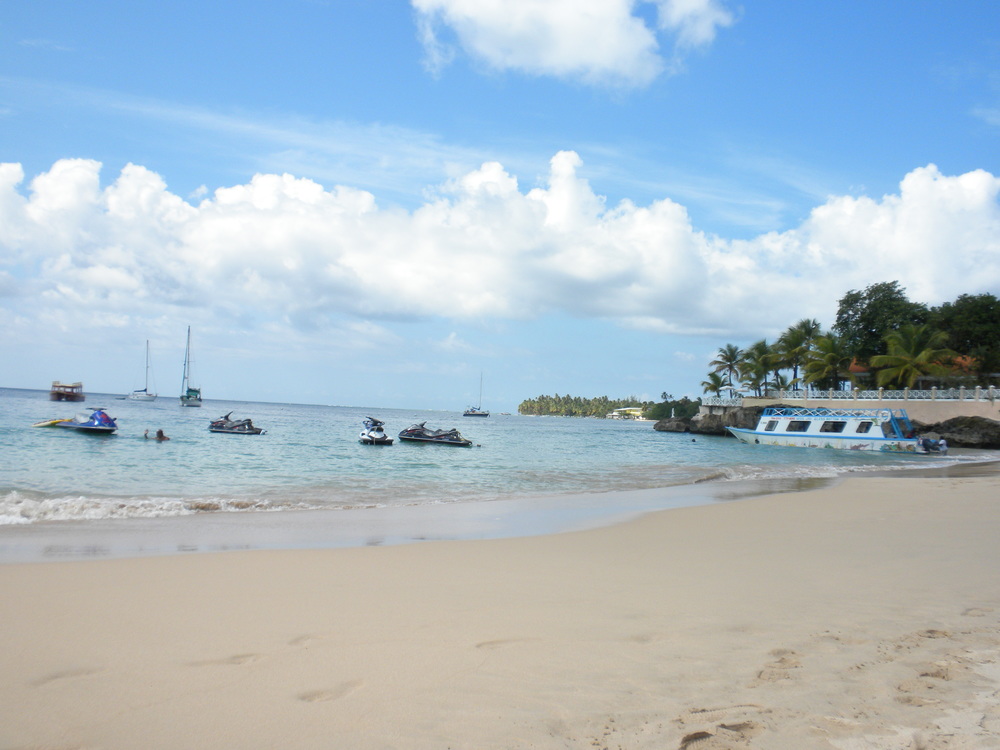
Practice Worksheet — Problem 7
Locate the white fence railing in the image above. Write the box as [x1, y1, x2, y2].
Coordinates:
[703, 386, 998, 408]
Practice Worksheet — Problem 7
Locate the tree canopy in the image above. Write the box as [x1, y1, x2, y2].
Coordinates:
[833, 281, 928, 362]
[700, 284, 999, 396]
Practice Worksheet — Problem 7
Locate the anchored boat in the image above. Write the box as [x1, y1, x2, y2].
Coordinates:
[360, 416, 393, 445]
[398, 422, 472, 447]
[179, 326, 202, 407]
[726, 406, 932, 453]
[209, 413, 264, 435]
[127, 340, 157, 401]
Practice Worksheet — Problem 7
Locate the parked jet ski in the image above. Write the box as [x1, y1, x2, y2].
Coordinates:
[397, 421, 472, 447]
[34, 408, 118, 434]
[360, 416, 393, 445]
[209, 412, 265, 435]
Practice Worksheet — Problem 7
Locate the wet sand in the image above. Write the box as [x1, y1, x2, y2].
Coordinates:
[2, 471, 1000, 748]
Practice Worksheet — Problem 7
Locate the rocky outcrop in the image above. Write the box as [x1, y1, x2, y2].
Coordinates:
[651, 417, 689, 433]
[654, 405, 785, 436]
[920, 416, 1000, 449]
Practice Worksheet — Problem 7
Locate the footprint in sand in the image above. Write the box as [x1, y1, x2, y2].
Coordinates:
[674, 705, 769, 749]
[189, 653, 263, 667]
[752, 648, 802, 684]
[475, 637, 537, 649]
[30, 667, 103, 687]
[297, 680, 363, 703]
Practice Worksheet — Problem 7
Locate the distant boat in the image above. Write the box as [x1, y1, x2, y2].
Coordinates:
[49, 381, 85, 402]
[179, 326, 202, 407]
[126, 340, 157, 401]
[463, 373, 490, 417]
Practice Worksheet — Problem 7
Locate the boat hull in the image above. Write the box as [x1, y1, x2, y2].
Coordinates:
[727, 427, 919, 453]
[398, 435, 472, 447]
[360, 435, 394, 445]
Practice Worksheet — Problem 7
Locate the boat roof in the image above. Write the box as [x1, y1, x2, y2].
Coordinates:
[761, 406, 909, 419]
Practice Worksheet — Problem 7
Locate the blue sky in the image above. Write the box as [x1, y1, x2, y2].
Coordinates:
[2, 0, 999, 411]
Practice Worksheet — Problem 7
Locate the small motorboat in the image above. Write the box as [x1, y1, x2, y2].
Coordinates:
[360, 416, 393, 445]
[209, 412, 265, 435]
[33, 408, 118, 434]
[398, 421, 472, 447]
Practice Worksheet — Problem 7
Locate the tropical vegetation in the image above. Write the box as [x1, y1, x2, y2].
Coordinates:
[701, 283, 1000, 396]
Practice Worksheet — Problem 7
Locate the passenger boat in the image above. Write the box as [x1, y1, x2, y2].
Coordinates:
[126, 340, 157, 401]
[179, 326, 202, 407]
[49, 381, 85, 402]
[726, 406, 928, 453]
[359, 416, 393, 445]
[398, 422, 473, 447]
[33, 408, 118, 434]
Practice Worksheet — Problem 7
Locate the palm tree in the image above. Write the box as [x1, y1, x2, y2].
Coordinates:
[803, 333, 856, 391]
[869, 324, 957, 389]
[738, 339, 771, 396]
[700, 372, 726, 396]
[709, 343, 744, 389]
[777, 318, 821, 383]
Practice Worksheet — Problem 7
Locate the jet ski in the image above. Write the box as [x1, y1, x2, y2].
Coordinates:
[38, 408, 118, 434]
[360, 416, 393, 445]
[397, 422, 472, 447]
[209, 412, 265, 435]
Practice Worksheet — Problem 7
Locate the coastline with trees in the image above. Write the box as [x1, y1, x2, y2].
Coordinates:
[702, 282, 1000, 397]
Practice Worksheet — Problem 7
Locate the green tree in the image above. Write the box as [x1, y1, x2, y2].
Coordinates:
[777, 318, 821, 383]
[804, 334, 856, 391]
[709, 343, 744, 389]
[928, 293, 1000, 379]
[700, 372, 726, 396]
[740, 339, 781, 396]
[833, 281, 928, 363]
[868, 324, 957, 389]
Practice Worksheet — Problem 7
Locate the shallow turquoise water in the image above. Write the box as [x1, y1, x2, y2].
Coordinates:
[0, 387, 979, 525]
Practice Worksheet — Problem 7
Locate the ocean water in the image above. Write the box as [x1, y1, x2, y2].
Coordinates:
[0, 386, 986, 528]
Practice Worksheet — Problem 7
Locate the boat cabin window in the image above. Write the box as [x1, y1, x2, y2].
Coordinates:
[764, 420, 779, 432]
[819, 421, 847, 433]
[785, 420, 811, 432]
[855, 421, 873, 434]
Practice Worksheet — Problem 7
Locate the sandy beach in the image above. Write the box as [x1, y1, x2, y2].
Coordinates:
[3, 472, 1000, 749]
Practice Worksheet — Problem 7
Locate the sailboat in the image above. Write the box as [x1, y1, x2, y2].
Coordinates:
[126, 340, 157, 401]
[463, 373, 490, 417]
[179, 326, 203, 407]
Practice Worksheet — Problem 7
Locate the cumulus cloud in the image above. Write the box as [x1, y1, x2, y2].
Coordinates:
[1, 155, 998, 347]
[412, 0, 734, 87]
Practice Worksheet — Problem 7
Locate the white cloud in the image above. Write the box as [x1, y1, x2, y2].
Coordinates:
[412, 0, 734, 87]
[1, 155, 998, 349]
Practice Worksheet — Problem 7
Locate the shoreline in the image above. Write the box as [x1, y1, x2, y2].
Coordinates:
[2, 470, 1000, 747]
[1, 458, 997, 564]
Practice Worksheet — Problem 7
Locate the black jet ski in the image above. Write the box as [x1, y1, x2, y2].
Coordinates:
[209, 412, 265, 435]
[360, 416, 393, 445]
[397, 421, 472, 447]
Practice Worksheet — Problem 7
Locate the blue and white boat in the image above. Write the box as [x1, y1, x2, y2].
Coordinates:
[726, 406, 932, 453]
[33, 408, 119, 434]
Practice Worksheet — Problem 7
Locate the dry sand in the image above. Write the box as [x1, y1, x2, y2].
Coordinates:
[3, 473, 1000, 749]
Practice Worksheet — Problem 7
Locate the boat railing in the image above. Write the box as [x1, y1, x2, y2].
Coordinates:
[703, 385, 998, 407]
[762, 406, 898, 419]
